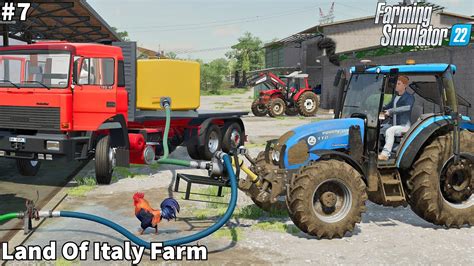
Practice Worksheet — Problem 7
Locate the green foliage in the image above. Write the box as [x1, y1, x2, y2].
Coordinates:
[200, 58, 229, 94]
[165, 51, 178, 59]
[69, 177, 97, 197]
[226, 32, 264, 72]
[111, 26, 130, 41]
[253, 221, 299, 234]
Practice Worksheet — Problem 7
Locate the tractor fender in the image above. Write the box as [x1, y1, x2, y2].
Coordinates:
[292, 88, 313, 102]
[310, 149, 367, 184]
[396, 116, 452, 170]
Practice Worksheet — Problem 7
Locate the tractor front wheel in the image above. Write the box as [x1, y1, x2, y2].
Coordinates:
[286, 160, 367, 238]
[297, 92, 319, 116]
[251, 100, 268, 117]
[408, 130, 474, 227]
[267, 98, 286, 117]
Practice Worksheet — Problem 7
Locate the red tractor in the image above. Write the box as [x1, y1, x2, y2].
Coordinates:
[250, 71, 320, 117]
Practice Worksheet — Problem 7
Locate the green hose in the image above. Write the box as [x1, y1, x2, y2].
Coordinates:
[0, 212, 20, 222]
[157, 103, 191, 167]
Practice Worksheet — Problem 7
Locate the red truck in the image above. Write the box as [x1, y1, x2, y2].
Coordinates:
[0, 41, 246, 184]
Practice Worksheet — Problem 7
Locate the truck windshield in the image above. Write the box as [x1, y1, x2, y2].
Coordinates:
[341, 73, 384, 127]
[0, 51, 70, 89]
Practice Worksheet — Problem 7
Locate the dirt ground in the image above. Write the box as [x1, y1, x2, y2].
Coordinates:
[9, 89, 474, 265]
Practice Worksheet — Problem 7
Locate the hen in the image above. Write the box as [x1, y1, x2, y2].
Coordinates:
[133, 192, 180, 235]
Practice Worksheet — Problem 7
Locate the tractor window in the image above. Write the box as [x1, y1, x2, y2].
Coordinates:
[342, 74, 384, 128]
[79, 58, 115, 86]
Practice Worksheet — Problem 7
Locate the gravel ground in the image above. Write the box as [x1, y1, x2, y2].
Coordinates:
[10, 89, 474, 265]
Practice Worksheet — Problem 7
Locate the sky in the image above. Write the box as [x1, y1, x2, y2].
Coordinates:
[88, 0, 473, 62]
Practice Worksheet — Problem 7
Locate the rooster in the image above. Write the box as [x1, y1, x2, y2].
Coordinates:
[133, 192, 180, 235]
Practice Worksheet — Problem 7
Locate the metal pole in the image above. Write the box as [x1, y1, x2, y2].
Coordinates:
[2, 24, 9, 46]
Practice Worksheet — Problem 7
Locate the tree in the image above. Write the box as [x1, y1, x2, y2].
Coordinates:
[200, 58, 229, 94]
[111, 26, 130, 41]
[165, 51, 178, 59]
[226, 32, 264, 72]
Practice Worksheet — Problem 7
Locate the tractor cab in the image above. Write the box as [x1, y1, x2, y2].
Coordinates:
[335, 62, 471, 167]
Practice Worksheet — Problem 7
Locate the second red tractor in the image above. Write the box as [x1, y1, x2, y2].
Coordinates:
[250, 71, 320, 117]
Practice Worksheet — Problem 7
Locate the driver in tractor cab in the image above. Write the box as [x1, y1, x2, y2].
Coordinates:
[379, 75, 415, 161]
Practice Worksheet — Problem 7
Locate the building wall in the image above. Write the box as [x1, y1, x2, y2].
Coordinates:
[320, 44, 473, 115]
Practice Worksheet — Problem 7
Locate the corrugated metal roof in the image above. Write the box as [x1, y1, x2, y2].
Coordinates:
[2, 0, 120, 43]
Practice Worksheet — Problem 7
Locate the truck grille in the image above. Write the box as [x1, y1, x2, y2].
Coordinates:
[0, 106, 60, 130]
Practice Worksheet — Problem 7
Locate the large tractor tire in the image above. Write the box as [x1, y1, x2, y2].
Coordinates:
[222, 122, 244, 153]
[16, 159, 41, 176]
[251, 100, 268, 117]
[286, 160, 367, 238]
[297, 91, 319, 117]
[198, 124, 222, 160]
[408, 130, 474, 227]
[95, 136, 114, 185]
[267, 98, 286, 117]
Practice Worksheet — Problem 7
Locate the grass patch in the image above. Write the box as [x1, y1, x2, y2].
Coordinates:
[69, 176, 96, 197]
[213, 227, 243, 241]
[253, 221, 299, 234]
[202, 87, 249, 96]
[236, 204, 287, 219]
[245, 143, 266, 148]
[114, 167, 136, 178]
[55, 258, 79, 266]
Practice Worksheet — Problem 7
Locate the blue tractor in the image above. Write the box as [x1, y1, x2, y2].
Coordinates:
[240, 63, 473, 238]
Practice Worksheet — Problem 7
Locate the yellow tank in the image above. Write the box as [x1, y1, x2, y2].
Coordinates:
[136, 59, 200, 110]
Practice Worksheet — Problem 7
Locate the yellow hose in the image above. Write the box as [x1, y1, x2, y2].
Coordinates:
[231, 157, 261, 186]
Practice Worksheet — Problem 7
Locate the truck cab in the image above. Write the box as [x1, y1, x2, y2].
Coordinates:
[0, 42, 128, 176]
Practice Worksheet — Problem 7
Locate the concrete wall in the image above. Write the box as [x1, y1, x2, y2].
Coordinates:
[320, 44, 474, 115]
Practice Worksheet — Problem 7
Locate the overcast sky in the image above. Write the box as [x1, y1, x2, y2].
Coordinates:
[88, 0, 473, 62]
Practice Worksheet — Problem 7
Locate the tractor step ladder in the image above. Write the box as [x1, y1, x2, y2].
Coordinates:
[378, 170, 407, 207]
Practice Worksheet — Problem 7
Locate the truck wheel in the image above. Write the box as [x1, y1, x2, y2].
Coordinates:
[95, 136, 115, 185]
[286, 160, 367, 238]
[267, 98, 286, 117]
[408, 131, 474, 227]
[285, 106, 299, 116]
[198, 124, 222, 160]
[16, 159, 41, 176]
[251, 100, 268, 117]
[297, 92, 319, 116]
[186, 138, 201, 160]
[222, 122, 244, 153]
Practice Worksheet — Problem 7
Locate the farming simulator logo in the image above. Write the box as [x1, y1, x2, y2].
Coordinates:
[375, 2, 450, 47]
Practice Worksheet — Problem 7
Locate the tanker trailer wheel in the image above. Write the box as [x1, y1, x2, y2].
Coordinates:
[222, 122, 244, 153]
[408, 130, 474, 227]
[251, 100, 268, 117]
[186, 137, 201, 160]
[267, 98, 286, 117]
[297, 92, 319, 117]
[95, 135, 115, 185]
[198, 124, 222, 160]
[286, 160, 367, 238]
[16, 159, 41, 176]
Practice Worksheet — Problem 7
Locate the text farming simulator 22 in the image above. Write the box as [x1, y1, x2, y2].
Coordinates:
[0, 0, 472, 264]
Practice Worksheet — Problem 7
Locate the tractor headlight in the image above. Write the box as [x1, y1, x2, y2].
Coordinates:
[272, 150, 280, 164]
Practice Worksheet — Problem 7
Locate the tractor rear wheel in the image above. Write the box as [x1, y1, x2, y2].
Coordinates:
[408, 130, 474, 227]
[267, 98, 286, 117]
[286, 160, 367, 238]
[251, 100, 268, 117]
[297, 91, 319, 116]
